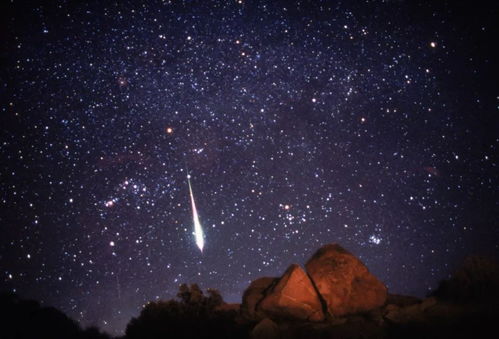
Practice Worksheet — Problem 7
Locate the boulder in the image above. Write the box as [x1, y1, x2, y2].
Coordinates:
[305, 244, 387, 316]
[419, 297, 437, 311]
[250, 318, 280, 339]
[383, 297, 437, 324]
[383, 304, 404, 324]
[384, 302, 428, 324]
[241, 277, 277, 319]
[257, 264, 325, 321]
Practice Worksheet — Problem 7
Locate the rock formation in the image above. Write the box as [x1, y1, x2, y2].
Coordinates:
[305, 244, 387, 316]
[258, 264, 325, 321]
[242, 243, 387, 322]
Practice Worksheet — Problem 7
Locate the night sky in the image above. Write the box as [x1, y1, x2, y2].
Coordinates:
[1, 0, 498, 335]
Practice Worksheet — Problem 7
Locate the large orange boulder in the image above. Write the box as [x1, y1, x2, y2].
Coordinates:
[257, 264, 325, 321]
[305, 244, 387, 316]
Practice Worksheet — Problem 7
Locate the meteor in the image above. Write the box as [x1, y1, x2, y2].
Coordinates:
[187, 173, 205, 252]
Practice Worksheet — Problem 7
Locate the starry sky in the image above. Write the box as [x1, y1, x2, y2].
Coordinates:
[1, 0, 498, 335]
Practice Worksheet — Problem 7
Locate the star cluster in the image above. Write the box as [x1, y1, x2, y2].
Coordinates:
[1, 0, 497, 335]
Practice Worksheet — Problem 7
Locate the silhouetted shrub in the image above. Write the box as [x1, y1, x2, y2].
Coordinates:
[431, 255, 499, 303]
[125, 284, 248, 339]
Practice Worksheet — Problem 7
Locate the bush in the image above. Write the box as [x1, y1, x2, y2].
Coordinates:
[125, 284, 248, 339]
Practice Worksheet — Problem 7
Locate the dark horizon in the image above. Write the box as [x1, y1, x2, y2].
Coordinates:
[1, 0, 497, 335]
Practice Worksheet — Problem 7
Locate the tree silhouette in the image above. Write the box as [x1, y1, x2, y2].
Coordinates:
[125, 284, 248, 339]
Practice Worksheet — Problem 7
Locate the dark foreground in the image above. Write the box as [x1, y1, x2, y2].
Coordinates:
[1, 253, 498, 339]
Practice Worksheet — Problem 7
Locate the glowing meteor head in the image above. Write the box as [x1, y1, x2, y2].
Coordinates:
[188, 174, 204, 253]
[194, 217, 204, 252]
[197, 237, 204, 252]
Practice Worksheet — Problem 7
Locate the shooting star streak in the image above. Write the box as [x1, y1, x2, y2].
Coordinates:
[187, 173, 205, 252]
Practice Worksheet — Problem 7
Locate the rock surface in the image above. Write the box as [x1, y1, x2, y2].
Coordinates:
[258, 264, 325, 321]
[383, 297, 439, 324]
[305, 244, 387, 316]
[250, 318, 280, 339]
[241, 277, 277, 319]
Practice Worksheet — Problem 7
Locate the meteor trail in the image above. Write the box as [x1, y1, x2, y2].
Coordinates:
[187, 172, 205, 252]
